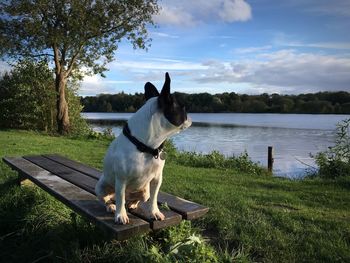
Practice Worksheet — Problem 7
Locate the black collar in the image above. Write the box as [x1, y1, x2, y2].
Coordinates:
[123, 123, 164, 159]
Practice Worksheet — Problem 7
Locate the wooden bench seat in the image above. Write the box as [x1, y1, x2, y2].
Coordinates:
[3, 154, 209, 240]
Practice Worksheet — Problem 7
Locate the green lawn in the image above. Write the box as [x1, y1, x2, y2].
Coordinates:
[0, 130, 349, 262]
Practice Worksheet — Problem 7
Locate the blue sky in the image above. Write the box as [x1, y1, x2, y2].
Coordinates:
[2, 0, 350, 96]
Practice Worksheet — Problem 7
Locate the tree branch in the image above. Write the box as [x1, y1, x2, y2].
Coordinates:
[66, 45, 83, 76]
[32, 53, 55, 58]
[13, 52, 54, 58]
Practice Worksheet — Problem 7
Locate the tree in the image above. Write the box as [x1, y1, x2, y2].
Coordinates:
[0, 0, 159, 134]
[0, 60, 56, 131]
[0, 60, 90, 134]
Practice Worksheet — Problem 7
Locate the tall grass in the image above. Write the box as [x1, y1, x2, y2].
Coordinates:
[165, 140, 269, 176]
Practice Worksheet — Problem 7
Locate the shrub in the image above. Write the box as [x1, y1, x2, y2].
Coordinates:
[165, 140, 268, 176]
[87, 128, 115, 140]
[313, 118, 350, 178]
[0, 60, 56, 131]
[66, 79, 92, 137]
[0, 60, 91, 136]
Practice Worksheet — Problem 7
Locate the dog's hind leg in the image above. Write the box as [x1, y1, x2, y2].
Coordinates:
[127, 200, 140, 210]
[95, 175, 116, 213]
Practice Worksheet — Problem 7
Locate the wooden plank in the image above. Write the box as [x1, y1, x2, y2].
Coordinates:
[2, 157, 150, 240]
[33, 154, 209, 220]
[158, 192, 209, 220]
[23, 156, 183, 230]
[43, 154, 101, 180]
[23, 155, 96, 195]
[129, 203, 182, 230]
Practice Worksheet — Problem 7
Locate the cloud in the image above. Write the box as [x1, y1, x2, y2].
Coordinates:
[278, 41, 350, 50]
[153, 5, 196, 26]
[151, 32, 179, 39]
[194, 50, 350, 93]
[305, 42, 350, 50]
[110, 58, 207, 73]
[153, 0, 252, 26]
[80, 75, 132, 96]
[81, 51, 350, 95]
[272, 32, 350, 50]
[219, 0, 252, 22]
[233, 45, 272, 54]
[80, 58, 210, 95]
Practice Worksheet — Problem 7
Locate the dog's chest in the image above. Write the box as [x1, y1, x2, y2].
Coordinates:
[125, 156, 163, 189]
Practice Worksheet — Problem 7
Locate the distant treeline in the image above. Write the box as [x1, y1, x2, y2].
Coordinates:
[81, 91, 350, 114]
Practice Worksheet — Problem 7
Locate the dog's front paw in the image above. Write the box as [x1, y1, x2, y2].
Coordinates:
[115, 211, 130, 224]
[151, 209, 165, 221]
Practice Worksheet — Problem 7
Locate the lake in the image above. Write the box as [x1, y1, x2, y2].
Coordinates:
[82, 112, 349, 178]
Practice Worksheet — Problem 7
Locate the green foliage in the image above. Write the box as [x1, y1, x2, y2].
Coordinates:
[67, 222, 220, 263]
[66, 80, 91, 137]
[0, 60, 56, 131]
[1, 0, 159, 134]
[0, 0, 159, 77]
[87, 128, 116, 140]
[313, 118, 350, 178]
[165, 140, 268, 176]
[81, 91, 350, 114]
[0, 60, 90, 135]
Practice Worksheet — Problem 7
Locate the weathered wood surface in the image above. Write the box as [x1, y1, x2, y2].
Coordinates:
[24, 155, 96, 194]
[24, 155, 184, 228]
[3, 154, 209, 237]
[40, 154, 209, 220]
[129, 204, 182, 230]
[44, 154, 101, 180]
[3, 157, 150, 241]
[157, 192, 209, 220]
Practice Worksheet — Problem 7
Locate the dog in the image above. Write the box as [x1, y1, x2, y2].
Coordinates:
[95, 73, 192, 224]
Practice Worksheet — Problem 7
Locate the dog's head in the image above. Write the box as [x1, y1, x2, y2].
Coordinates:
[144, 72, 192, 130]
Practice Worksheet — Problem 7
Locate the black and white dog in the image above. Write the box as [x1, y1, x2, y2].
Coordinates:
[95, 73, 192, 224]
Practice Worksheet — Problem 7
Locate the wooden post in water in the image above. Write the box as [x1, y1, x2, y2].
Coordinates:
[268, 146, 274, 172]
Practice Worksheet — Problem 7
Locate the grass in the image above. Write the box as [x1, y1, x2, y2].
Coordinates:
[0, 129, 349, 262]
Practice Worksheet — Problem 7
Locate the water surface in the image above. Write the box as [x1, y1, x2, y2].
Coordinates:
[82, 112, 349, 178]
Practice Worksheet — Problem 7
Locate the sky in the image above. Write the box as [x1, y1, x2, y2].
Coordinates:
[2, 0, 350, 96]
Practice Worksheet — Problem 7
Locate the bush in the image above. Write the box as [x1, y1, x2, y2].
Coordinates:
[0, 60, 56, 131]
[313, 118, 350, 178]
[87, 128, 115, 140]
[0, 60, 91, 136]
[66, 79, 92, 137]
[165, 140, 268, 176]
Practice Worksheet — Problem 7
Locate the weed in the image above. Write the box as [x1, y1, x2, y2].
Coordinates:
[313, 118, 350, 178]
[167, 141, 268, 176]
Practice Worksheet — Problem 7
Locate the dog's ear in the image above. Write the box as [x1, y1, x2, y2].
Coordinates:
[159, 72, 171, 107]
[144, 82, 159, 101]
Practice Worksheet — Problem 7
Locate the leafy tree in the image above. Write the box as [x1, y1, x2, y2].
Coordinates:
[0, 60, 56, 131]
[80, 91, 350, 114]
[0, 60, 90, 134]
[0, 0, 159, 134]
[242, 99, 267, 113]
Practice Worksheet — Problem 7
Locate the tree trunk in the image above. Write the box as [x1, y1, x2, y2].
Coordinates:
[55, 73, 70, 134]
